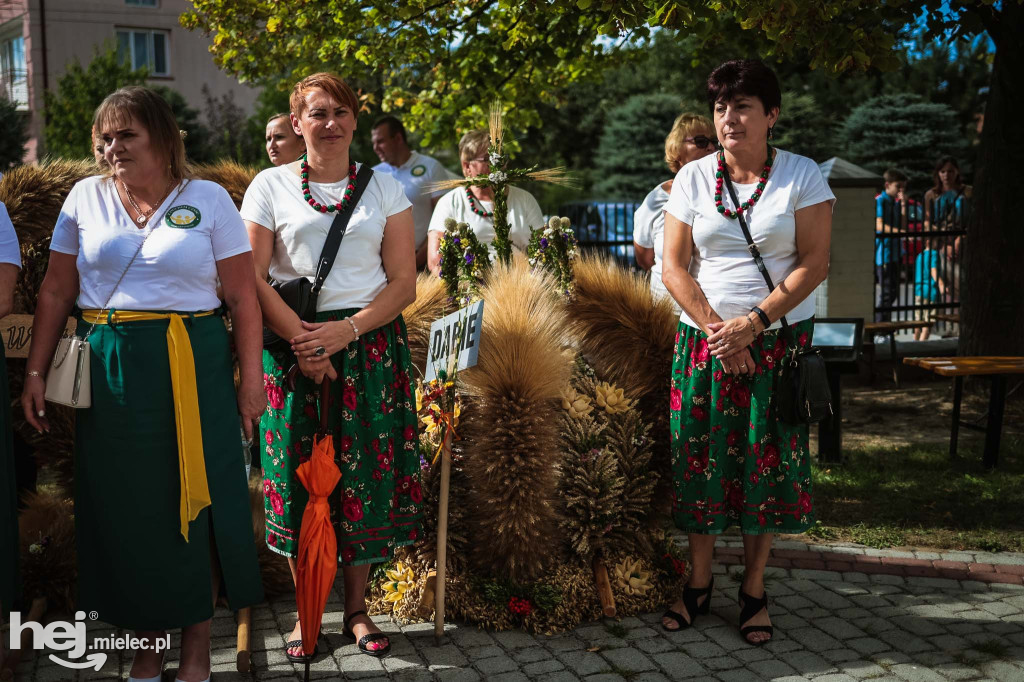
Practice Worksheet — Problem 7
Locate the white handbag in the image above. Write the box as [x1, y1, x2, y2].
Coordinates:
[43, 180, 190, 409]
[44, 335, 92, 407]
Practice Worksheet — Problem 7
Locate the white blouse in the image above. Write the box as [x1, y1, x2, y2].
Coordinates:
[664, 149, 835, 329]
[241, 164, 411, 312]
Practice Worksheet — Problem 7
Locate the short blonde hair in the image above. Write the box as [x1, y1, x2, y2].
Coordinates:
[290, 73, 360, 120]
[93, 86, 187, 180]
[458, 129, 490, 163]
[664, 113, 714, 173]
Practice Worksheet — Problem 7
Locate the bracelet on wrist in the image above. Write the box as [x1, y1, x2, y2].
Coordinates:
[26, 370, 42, 378]
[746, 315, 757, 339]
[751, 306, 771, 329]
[345, 317, 359, 337]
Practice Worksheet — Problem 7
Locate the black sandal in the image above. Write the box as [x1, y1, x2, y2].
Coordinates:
[738, 587, 774, 645]
[343, 609, 391, 657]
[661, 577, 714, 631]
[284, 628, 323, 663]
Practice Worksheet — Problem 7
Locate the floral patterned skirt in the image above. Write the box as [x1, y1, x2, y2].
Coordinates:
[261, 310, 423, 566]
[670, 319, 816, 535]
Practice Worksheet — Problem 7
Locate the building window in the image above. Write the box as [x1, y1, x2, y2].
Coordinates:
[0, 34, 28, 110]
[117, 29, 170, 77]
[125, 0, 158, 6]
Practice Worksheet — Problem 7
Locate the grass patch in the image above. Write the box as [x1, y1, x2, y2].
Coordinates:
[604, 622, 627, 638]
[810, 443, 1024, 553]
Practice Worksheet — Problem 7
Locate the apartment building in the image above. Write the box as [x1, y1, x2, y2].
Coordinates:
[0, 0, 258, 162]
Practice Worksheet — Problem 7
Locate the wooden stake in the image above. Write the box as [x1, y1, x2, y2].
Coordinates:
[235, 607, 252, 673]
[592, 556, 616, 618]
[0, 596, 47, 680]
[433, 431, 452, 645]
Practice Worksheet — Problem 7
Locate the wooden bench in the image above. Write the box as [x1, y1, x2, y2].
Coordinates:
[864, 320, 932, 387]
[903, 356, 1024, 468]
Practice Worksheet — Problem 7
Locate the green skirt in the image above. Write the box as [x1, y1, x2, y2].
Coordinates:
[0, 344, 19, 609]
[670, 319, 816, 535]
[260, 310, 423, 565]
[75, 312, 264, 630]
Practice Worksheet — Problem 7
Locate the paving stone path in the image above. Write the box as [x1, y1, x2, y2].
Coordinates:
[11, 539, 1024, 681]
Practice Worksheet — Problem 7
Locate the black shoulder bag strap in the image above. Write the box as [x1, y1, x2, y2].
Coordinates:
[310, 164, 375, 298]
[720, 168, 789, 333]
[722, 161, 833, 424]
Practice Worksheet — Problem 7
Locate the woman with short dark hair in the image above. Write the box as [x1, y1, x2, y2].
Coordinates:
[660, 59, 834, 645]
[22, 86, 266, 682]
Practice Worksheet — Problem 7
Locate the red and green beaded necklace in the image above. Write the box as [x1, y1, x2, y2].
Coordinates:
[714, 145, 773, 219]
[465, 186, 493, 218]
[300, 153, 357, 213]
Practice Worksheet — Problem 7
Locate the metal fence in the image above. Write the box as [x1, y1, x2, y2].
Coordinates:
[559, 200, 641, 268]
[874, 194, 968, 336]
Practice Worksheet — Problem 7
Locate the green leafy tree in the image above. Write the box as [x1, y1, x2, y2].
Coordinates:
[42, 47, 212, 163]
[43, 46, 147, 159]
[150, 85, 213, 164]
[839, 93, 967, 190]
[773, 92, 836, 163]
[593, 93, 693, 199]
[0, 96, 27, 169]
[182, 0, 1024, 355]
[201, 85, 264, 165]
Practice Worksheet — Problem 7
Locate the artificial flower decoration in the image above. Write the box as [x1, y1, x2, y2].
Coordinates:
[422, 400, 461, 437]
[382, 562, 416, 605]
[612, 557, 652, 596]
[560, 386, 594, 420]
[508, 596, 533, 617]
[594, 381, 634, 414]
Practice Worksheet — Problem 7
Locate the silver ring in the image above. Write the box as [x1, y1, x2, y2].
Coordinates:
[740, 364, 747, 369]
[314, 346, 326, 356]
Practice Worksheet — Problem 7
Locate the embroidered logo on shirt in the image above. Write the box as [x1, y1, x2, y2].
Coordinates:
[165, 205, 202, 229]
[411, 165, 426, 177]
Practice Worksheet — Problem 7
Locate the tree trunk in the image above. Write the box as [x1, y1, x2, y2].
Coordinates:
[960, 2, 1024, 357]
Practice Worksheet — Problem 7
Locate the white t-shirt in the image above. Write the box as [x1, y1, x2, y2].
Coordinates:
[240, 164, 411, 312]
[0, 202, 22, 268]
[427, 185, 543, 257]
[664, 149, 835, 329]
[632, 184, 674, 307]
[50, 177, 251, 310]
[373, 151, 452, 250]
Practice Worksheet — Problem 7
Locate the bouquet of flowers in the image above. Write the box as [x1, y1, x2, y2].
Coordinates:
[416, 366, 461, 465]
[438, 218, 490, 306]
[527, 216, 579, 299]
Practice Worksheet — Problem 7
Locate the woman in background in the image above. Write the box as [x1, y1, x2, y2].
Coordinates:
[265, 112, 307, 167]
[633, 113, 716, 309]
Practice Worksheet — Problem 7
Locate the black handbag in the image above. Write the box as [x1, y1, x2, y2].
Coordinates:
[263, 165, 374, 351]
[721, 168, 833, 425]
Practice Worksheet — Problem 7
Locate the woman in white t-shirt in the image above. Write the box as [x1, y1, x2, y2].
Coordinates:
[0, 201, 20, 649]
[426, 129, 544, 274]
[659, 61, 833, 646]
[633, 113, 716, 309]
[21, 87, 265, 682]
[241, 73, 421, 661]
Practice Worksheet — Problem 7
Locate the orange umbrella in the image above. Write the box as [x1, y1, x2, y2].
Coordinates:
[294, 379, 341, 681]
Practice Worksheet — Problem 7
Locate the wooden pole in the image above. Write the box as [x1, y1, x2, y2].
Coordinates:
[592, 556, 616, 618]
[235, 607, 252, 673]
[433, 430, 452, 645]
[0, 596, 47, 680]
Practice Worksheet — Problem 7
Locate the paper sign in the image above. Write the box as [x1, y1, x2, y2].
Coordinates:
[424, 301, 484, 382]
[0, 314, 78, 359]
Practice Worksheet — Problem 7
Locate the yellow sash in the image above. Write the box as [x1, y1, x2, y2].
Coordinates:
[83, 309, 216, 542]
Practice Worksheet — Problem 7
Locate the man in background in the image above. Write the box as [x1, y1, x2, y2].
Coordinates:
[372, 116, 453, 269]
